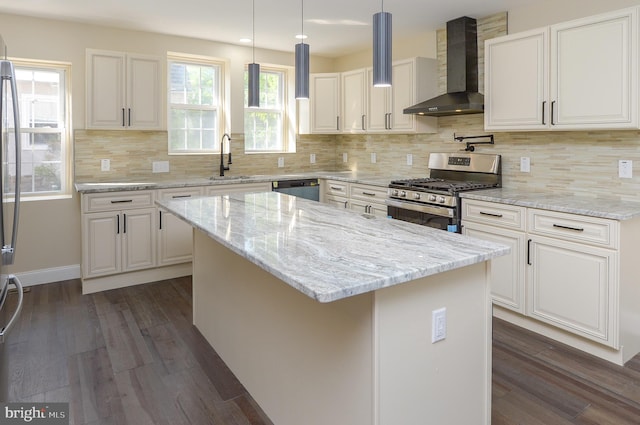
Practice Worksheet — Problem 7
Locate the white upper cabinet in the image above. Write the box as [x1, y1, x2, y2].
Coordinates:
[341, 69, 368, 133]
[309, 73, 341, 133]
[485, 7, 638, 131]
[86, 49, 163, 130]
[338, 58, 437, 134]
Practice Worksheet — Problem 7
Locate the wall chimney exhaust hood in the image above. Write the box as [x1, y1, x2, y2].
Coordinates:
[404, 16, 483, 117]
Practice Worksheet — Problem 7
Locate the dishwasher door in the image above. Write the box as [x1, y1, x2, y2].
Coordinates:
[272, 179, 320, 201]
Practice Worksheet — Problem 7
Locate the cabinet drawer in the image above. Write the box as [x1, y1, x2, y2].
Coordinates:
[83, 190, 155, 213]
[157, 187, 203, 201]
[462, 200, 525, 231]
[325, 180, 350, 197]
[528, 209, 618, 248]
[349, 184, 388, 204]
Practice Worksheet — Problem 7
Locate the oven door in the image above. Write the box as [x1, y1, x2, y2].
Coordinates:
[386, 199, 459, 232]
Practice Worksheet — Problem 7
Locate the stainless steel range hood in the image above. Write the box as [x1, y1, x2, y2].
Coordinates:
[404, 16, 484, 117]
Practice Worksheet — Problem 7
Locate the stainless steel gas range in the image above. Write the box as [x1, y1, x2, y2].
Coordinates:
[387, 152, 501, 232]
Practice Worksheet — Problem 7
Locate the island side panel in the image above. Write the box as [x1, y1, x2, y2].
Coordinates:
[192, 230, 374, 425]
[374, 262, 492, 425]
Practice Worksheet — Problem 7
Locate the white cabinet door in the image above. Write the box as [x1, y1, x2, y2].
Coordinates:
[341, 69, 367, 133]
[551, 8, 637, 129]
[82, 211, 121, 278]
[310, 73, 341, 133]
[157, 187, 203, 265]
[127, 54, 163, 129]
[86, 49, 163, 130]
[121, 208, 157, 272]
[367, 69, 390, 132]
[86, 50, 126, 129]
[528, 235, 617, 347]
[464, 222, 526, 314]
[484, 29, 549, 130]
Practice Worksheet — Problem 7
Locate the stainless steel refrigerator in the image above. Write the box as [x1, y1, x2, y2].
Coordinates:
[0, 35, 24, 402]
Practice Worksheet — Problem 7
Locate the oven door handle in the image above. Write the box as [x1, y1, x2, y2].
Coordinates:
[386, 199, 455, 218]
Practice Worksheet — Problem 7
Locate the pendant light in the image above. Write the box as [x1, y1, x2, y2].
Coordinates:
[248, 0, 260, 107]
[295, 0, 310, 99]
[373, 0, 392, 87]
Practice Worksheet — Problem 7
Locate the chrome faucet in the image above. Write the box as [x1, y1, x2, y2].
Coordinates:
[220, 133, 232, 176]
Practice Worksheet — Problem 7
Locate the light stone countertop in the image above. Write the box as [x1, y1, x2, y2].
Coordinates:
[460, 188, 640, 221]
[75, 171, 397, 193]
[156, 191, 510, 303]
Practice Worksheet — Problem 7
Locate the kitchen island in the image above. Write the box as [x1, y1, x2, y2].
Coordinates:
[156, 192, 509, 425]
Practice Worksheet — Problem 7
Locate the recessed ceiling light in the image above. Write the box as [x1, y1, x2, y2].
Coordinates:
[239, 38, 252, 43]
[295, 34, 308, 40]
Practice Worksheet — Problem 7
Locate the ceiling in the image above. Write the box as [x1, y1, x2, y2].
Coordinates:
[0, 0, 539, 57]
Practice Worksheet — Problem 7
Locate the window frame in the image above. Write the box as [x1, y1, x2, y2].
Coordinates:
[167, 52, 229, 155]
[9, 58, 72, 200]
[244, 64, 296, 154]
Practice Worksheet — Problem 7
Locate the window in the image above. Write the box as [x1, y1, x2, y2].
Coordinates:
[244, 66, 295, 153]
[5, 60, 70, 197]
[168, 53, 226, 154]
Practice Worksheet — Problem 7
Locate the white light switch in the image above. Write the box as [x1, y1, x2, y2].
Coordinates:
[619, 160, 633, 178]
[371, 153, 377, 164]
[432, 307, 447, 343]
[520, 157, 531, 173]
[101, 159, 110, 172]
[343, 153, 348, 163]
[152, 161, 170, 173]
[278, 157, 285, 168]
[407, 154, 413, 166]
[310, 153, 316, 164]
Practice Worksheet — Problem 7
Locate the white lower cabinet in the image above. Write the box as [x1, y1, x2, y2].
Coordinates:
[157, 187, 204, 266]
[322, 180, 350, 209]
[82, 196, 157, 279]
[462, 198, 640, 365]
[349, 183, 389, 218]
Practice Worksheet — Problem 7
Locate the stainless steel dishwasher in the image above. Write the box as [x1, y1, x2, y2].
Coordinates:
[272, 178, 320, 201]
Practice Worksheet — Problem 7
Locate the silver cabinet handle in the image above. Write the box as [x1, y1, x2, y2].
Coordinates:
[159, 210, 163, 230]
[336, 116, 340, 131]
[128, 108, 131, 126]
[123, 213, 127, 234]
[551, 101, 556, 125]
[330, 186, 343, 191]
[111, 199, 133, 204]
[172, 195, 192, 199]
[361, 115, 366, 131]
[0, 275, 24, 343]
[343, 201, 348, 208]
[122, 108, 126, 127]
[362, 191, 376, 197]
[542, 101, 546, 125]
[116, 214, 120, 234]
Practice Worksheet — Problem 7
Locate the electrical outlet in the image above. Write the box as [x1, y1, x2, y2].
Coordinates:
[343, 153, 348, 163]
[310, 153, 316, 164]
[371, 152, 377, 164]
[431, 308, 447, 343]
[101, 159, 110, 172]
[407, 154, 413, 166]
[619, 160, 633, 178]
[152, 161, 170, 173]
[278, 157, 285, 168]
[520, 157, 531, 173]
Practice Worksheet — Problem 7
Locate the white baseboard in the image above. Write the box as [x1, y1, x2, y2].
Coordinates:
[3, 265, 81, 287]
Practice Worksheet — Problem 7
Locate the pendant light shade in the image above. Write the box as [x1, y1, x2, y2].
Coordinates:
[248, 62, 260, 107]
[295, 43, 309, 99]
[248, 0, 260, 108]
[295, 0, 309, 99]
[373, 8, 392, 87]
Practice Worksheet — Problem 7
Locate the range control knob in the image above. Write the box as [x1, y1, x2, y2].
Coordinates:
[392, 189, 399, 196]
[400, 191, 407, 198]
[428, 194, 437, 202]
[438, 196, 446, 203]
[413, 193, 421, 200]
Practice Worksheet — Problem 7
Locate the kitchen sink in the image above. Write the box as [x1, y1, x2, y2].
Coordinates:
[209, 175, 252, 180]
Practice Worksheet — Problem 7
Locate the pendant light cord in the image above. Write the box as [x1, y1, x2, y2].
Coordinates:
[301, 0, 304, 40]
[252, 0, 255, 63]
[381, 0, 384, 12]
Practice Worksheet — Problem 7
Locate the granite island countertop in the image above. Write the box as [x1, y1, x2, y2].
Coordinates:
[156, 191, 509, 303]
[460, 188, 640, 221]
[75, 171, 397, 193]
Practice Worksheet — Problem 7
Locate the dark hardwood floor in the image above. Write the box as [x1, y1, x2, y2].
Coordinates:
[4, 277, 640, 424]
